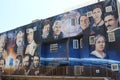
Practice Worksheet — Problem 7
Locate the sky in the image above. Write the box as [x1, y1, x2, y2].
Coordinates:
[0, 0, 119, 33]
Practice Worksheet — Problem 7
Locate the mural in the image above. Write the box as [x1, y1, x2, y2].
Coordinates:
[0, 0, 120, 76]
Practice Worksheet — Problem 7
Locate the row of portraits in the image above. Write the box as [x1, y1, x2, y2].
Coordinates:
[0, 0, 120, 75]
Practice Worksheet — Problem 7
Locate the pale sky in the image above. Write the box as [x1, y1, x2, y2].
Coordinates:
[0, 0, 119, 33]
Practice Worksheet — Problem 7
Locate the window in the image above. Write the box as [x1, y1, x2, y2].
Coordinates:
[105, 6, 113, 12]
[73, 39, 79, 49]
[111, 64, 119, 71]
[74, 66, 84, 75]
[50, 43, 58, 52]
[89, 36, 95, 45]
[71, 18, 76, 26]
[80, 38, 83, 48]
[108, 32, 115, 42]
[87, 11, 92, 17]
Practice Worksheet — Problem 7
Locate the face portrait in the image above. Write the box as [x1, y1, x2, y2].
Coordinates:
[16, 31, 24, 47]
[27, 28, 34, 44]
[14, 55, 22, 69]
[0, 35, 6, 53]
[0, 59, 5, 67]
[92, 8, 102, 21]
[53, 21, 62, 35]
[42, 24, 50, 37]
[0, 39, 4, 53]
[42, 20, 51, 39]
[80, 15, 90, 30]
[15, 59, 20, 69]
[104, 15, 118, 32]
[95, 36, 105, 52]
[23, 56, 30, 68]
[33, 56, 39, 68]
